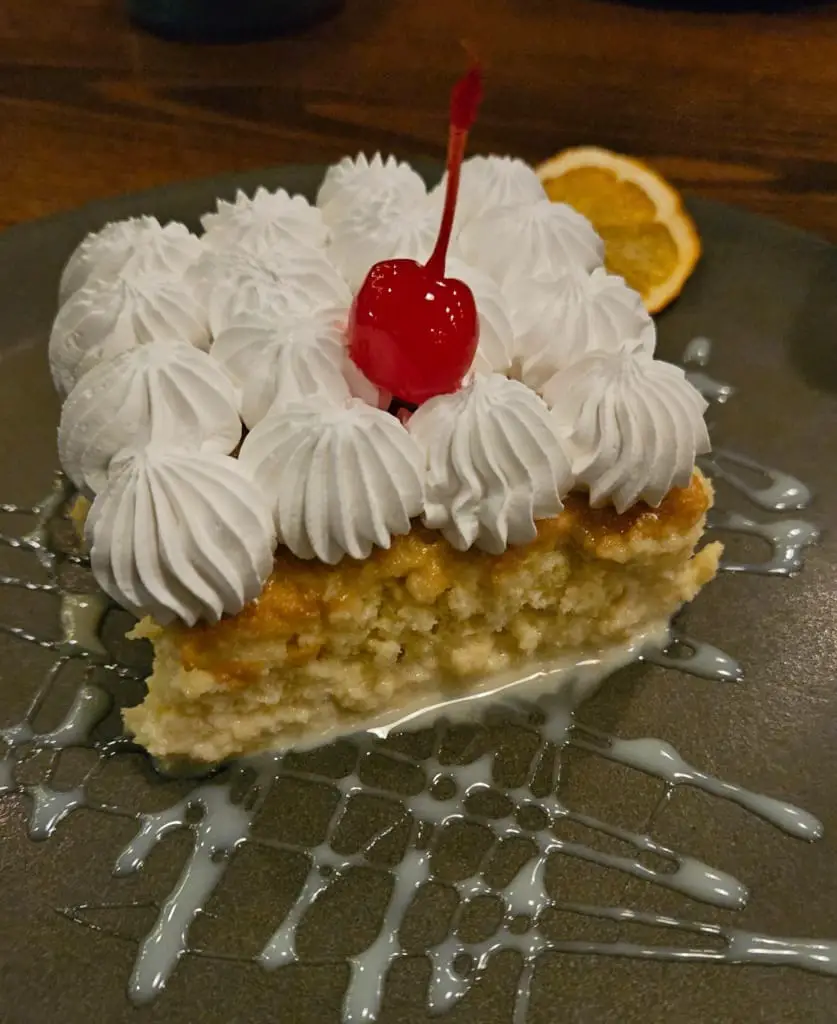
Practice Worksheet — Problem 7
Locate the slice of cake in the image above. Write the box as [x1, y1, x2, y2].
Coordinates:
[52, 66, 719, 763]
[127, 473, 717, 763]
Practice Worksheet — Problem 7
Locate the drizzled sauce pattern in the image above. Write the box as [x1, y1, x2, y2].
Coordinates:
[0, 340, 828, 1021]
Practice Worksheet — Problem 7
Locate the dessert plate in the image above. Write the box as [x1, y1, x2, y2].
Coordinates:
[0, 165, 836, 1024]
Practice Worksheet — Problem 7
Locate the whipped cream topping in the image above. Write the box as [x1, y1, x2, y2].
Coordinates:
[59, 217, 202, 303]
[211, 312, 351, 427]
[434, 155, 546, 227]
[456, 198, 604, 283]
[409, 374, 573, 554]
[239, 399, 425, 564]
[445, 258, 516, 376]
[192, 245, 351, 338]
[544, 340, 710, 512]
[316, 153, 427, 225]
[328, 194, 439, 291]
[49, 271, 210, 396]
[509, 265, 655, 389]
[87, 446, 276, 626]
[58, 342, 242, 496]
[201, 187, 328, 255]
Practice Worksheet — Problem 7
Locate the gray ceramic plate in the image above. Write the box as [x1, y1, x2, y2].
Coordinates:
[0, 165, 836, 1024]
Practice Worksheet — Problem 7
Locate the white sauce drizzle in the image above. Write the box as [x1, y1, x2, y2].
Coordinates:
[0, 337, 830, 1018]
[118, 781, 259, 1003]
[708, 510, 820, 576]
[700, 448, 812, 512]
[571, 731, 822, 839]
[643, 633, 743, 681]
[60, 593, 110, 655]
[683, 335, 735, 404]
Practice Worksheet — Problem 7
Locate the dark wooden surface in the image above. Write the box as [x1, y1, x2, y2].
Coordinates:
[3, 0, 837, 238]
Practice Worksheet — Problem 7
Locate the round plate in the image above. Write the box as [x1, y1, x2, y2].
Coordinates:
[1, 166, 836, 1024]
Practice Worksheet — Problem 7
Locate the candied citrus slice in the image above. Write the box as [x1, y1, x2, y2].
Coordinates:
[537, 147, 701, 314]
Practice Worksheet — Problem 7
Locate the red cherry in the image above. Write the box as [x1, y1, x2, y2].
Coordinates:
[348, 63, 484, 405]
[349, 259, 478, 405]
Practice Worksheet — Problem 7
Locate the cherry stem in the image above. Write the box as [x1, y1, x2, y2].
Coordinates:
[426, 63, 483, 278]
[426, 129, 467, 276]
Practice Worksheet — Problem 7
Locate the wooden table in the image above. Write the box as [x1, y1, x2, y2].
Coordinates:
[3, 0, 837, 238]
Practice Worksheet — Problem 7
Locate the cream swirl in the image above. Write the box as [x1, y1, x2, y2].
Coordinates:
[445, 258, 516, 376]
[58, 342, 242, 496]
[317, 153, 427, 224]
[456, 199, 604, 283]
[508, 265, 655, 389]
[201, 187, 328, 254]
[49, 271, 210, 396]
[543, 341, 710, 512]
[59, 217, 202, 302]
[434, 155, 546, 227]
[211, 312, 351, 427]
[408, 374, 573, 554]
[191, 245, 351, 338]
[239, 399, 425, 564]
[328, 193, 438, 290]
[87, 446, 276, 626]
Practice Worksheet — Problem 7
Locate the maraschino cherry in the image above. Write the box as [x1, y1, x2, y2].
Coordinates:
[348, 64, 483, 406]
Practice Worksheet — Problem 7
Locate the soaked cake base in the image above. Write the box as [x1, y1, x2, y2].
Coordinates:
[121, 471, 721, 763]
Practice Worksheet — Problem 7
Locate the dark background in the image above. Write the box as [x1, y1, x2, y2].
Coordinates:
[3, 0, 837, 237]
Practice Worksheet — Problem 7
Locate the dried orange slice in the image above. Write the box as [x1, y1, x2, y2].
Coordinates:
[537, 147, 701, 314]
